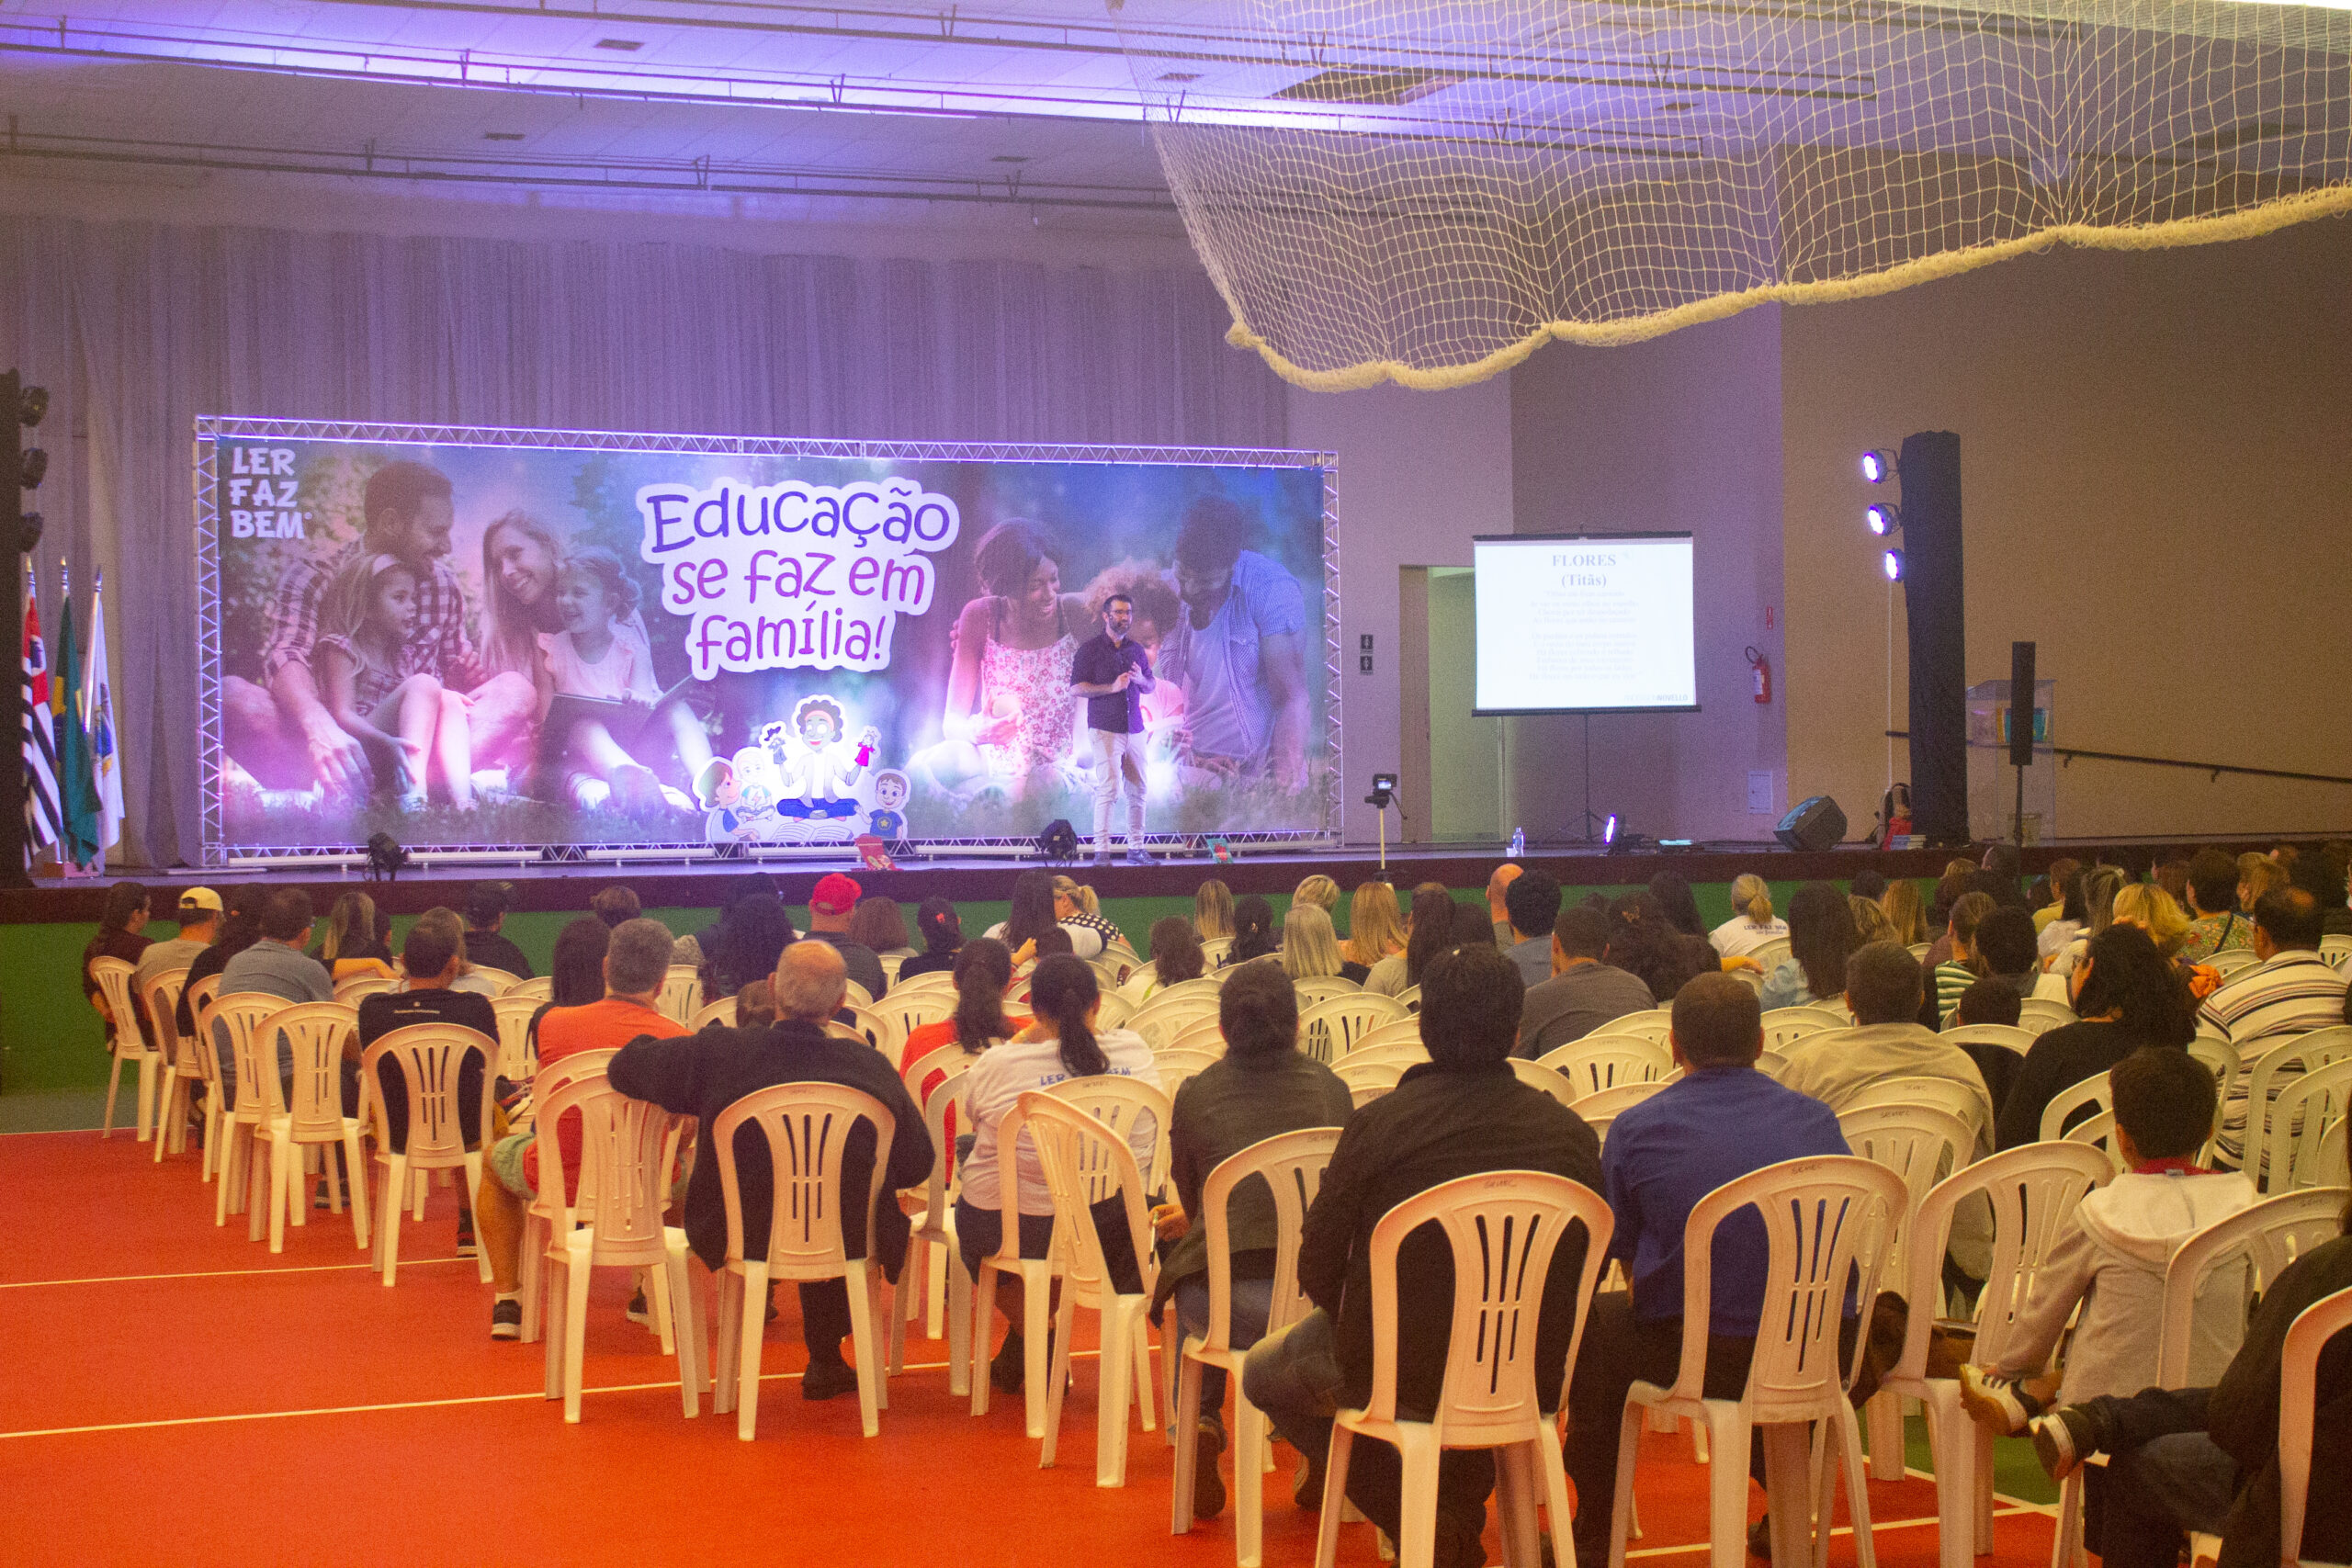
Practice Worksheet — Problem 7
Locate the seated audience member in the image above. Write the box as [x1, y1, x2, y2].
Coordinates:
[1500, 869, 1564, 987]
[899, 938, 1022, 1130]
[1153, 964, 1353, 1519]
[1566, 974, 1850, 1562]
[1052, 875, 1127, 953]
[1972, 906, 2044, 1010]
[590, 885, 641, 930]
[1954, 976, 2023, 1029]
[1516, 905, 1656, 1058]
[1243, 942, 1600, 1568]
[2034, 858, 2085, 935]
[1962, 1048, 2255, 1441]
[1951, 975, 2029, 1114]
[1029, 927, 1075, 964]
[2177, 850, 2255, 964]
[1849, 868, 1888, 902]
[1292, 874, 1341, 916]
[523, 917, 612, 1061]
[1777, 942, 1995, 1151]
[894, 897, 965, 981]
[957, 954, 1156, 1393]
[609, 941, 931, 1400]
[1930, 891, 1998, 1026]
[312, 891, 395, 982]
[799, 873, 886, 999]
[2043, 866, 2126, 986]
[137, 887, 221, 1000]
[477, 919, 684, 1337]
[1646, 872, 1707, 941]
[461, 883, 534, 979]
[1125, 918, 1204, 1003]
[848, 896, 915, 971]
[1925, 861, 1976, 954]
[1757, 882, 1859, 1012]
[1849, 895, 1897, 947]
[733, 977, 778, 1029]
[1226, 895, 1281, 966]
[1883, 878, 1929, 946]
[1603, 894, 1712, 1004]
[176, 888, 265, 1040]
[704, 894, 796, 1002]
[218, 886, 336, 1104]
[1486, 863, 1523, 948]
[2111, 883, 2191, 962]
[987, 870, 1104, 962]
[356, 919, 499, 1252]
[81, 881, 153, 1049]
[2235, 853, 2287, 916]
[1452, 899, 1502, 951]
[406, 907, 503, 997]
[1364, 883, 1453, 997]
[1710, 874, 1789, 960]
[1193, 878, 1236, 943]
[2154, 852, 2195, 909]
[2199, 888, 2349, 1171]
[1981, 842, 2030, 907]
[2018, 1198, 2351, 1568]
[1283, 902, 1366, 986]
[2291, 846, 2352, 937]
[1997, 925, 2196, 1149]
[1340, 880, 1406, 971]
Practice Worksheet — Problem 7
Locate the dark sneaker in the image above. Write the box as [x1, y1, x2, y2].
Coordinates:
[490, 1298, 522, 1340]
[1960, 1365, 2047, 1435]
[1192, 1416, 1228, 1519]
[801, 1358, 859, 1401]
[989, 1332, 1027, 1393]
[1294, 1450, 1326, 1509]
[2030, 1405, 2105, 1481]
[1747, 1514, 1772, 1559]
[454, 1219, 478, 1258]
[625, 1289, 650, 1325]
[1124, 848, 1158, 866]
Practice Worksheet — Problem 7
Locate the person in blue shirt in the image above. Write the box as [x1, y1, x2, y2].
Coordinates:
[1564, 971, 1850, 1563]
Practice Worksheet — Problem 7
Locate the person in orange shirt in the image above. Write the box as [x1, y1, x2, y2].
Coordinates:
[898, 939, 1023, 1156]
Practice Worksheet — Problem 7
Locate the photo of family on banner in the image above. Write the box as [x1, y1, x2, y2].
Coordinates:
[198, 423, 1335, 859]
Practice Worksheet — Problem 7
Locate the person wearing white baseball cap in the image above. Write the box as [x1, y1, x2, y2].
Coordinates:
[136, 887, 222, 995]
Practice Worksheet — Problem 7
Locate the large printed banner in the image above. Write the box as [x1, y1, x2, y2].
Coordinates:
[199, 422, 1335, 855]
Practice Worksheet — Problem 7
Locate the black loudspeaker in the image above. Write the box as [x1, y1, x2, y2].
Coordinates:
[1899, 431, 1968, 843]
[1776, 795, 1849, 852]
[2009, 641, 2037, 766]
[1035, 819, 1080, 860]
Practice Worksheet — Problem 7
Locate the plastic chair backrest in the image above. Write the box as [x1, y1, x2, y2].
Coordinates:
[895, 968, 957, 997]
[1292, 975, 1361, 1007]
[1132, 994, 1220, 1048]
[1843, 1074, 1984, 1124]
[842, 977, 875, 1010]
[89, 958, 145, 1059]
[1836, 1102, 1974, 1221]
[1169, 1016, 1226, 1055]
[490, 995, 540, 1079]
[2247, 1029, 2352, 1187]
[1674, 1156, 1905, 1425]
[712, 1081, 896, 1280]
[357, 1023, 494, 1165]
[2314, 1120, 2350, 1190]
[1358, 1170, 1614, 1444]
[1755, 1049, 1791, 1080]
[1396, 984, 1423, 1013]
[1761, 1006, 1845, 1051]
[533, 1047, 621, 1113]
[186, 971, 223, 1023]
[506, 975, 554, 1004]
[334, 973, 398, 1005]
[910, 1051, 975, 1228]
[1348, 1018, 1423, 1054]
[1588, 1009, 1674, 1045]
[2278, 1284, 2352, 1565]
[1298, 993, 1408, 1064]
[840, 1001, 903, 1058]
[469, 966, 523, 995]
[1152, 1046, 1222, 1100]
[536, 1068, 677, 1265]
[1944, 1023, 2037, 1055]
[1509, 1058, 1583, 1109]
[1043, 1073, 1173, 1197]
[687, 996, 740, 1032]
[1570, 1079, 1668, 1121]
[2016, 998, 2077, 1035]
[273, 1001, 361, 1140]
[2203, 949, 2260, 977]
[1018, 1090, 1158, 1298]
[656, 965, 702, 1022]
[141, 967, 193, 1071]
[209, 992, 292, 1118]
[1199, 1127, 1344, 1353]
[2063, 1109, 2127, 1174]
[1750, 937, 1792, 970]
[1335, 1056, 1408, 1101]
[2040, 1075, 2113, 1142]
[1092, 990, 1137, 1030]
[2317, 935, 2351, 970]
[2188, 1034, 2242, 1119]
[1338, 1041, 1430, 1071]
[2155, 1186, 2352, 1386]
[1892, 1143, 2111, 1381]
[1537, 1036, 1673, 1098]
[1151, 976, 1225, 1007]
[1906, 942, 1933, 961]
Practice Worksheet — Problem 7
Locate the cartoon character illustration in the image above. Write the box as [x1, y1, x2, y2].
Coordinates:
[695, 757, 754, 843]
[763, 695, 880, 825]
[729, 744, 786, 840]
[866, 768, 910, 840]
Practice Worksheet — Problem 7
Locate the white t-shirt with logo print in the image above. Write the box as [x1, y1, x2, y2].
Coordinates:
[958, 1027, 1159, 1216]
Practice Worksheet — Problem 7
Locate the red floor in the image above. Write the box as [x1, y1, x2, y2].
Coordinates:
[0, 1127, 2058, 1567]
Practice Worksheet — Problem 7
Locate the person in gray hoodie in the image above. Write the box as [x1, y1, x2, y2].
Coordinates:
[1956, 1045, 2256, 1437]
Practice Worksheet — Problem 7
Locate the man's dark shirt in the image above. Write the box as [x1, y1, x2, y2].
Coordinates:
[1297, 1059, 1603, 1417]
[2211, 1234, 2352, 1568]
[799, 931, 887, 1001]
[356, 987, 496, 1152]
[1071, 631, 1151, 734]
[608, 1016, 933, 1274]
[462, 928, 534, 980]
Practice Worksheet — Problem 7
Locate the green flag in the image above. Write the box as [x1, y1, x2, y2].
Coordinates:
[53, 586, 99, 869]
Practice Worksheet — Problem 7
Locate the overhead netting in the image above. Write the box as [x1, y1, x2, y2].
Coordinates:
[1114, 0, 2352, 388]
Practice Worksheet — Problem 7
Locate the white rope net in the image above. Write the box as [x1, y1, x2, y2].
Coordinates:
[1116, 0, 2352, 388]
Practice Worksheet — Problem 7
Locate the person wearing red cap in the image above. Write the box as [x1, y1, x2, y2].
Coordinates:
[802, 873, 887, 998]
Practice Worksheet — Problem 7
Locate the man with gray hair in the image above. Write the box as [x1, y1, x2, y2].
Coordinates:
[610, 940, 933, 1400]
[477, 917, 685, 1339]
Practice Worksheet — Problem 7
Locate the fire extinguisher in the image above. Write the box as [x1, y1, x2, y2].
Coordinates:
[1745, 646, 1771, 705]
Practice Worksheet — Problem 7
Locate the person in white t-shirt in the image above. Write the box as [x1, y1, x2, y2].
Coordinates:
[956, 953, 1159, 1393]
[1709, 874, 1790, 959]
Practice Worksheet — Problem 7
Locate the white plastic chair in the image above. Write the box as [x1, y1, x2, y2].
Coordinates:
[1761, 1006, 1843, 1053]
[710, 1081, 898, 1438]
[182, 975, 226, 1179]
[1153, 1047, 1222, 1101]
[1877, 1143, 2112, 1568]
[1749, 937, 1792, 970]
[141, 967, 198, 1164]
[1348, 1018, 1424, 1054]
[1170, 1016, 1227, 1055]
[2062, 1109, 2127, 1174]
[2314, 934, 2350, 970]
[893, 1047, 975, 1386]
[1298, 992, 1408, 1065]
[2039, 1075, 2113, 1143]
[1943, 1022, 2037, 1055]
[840, 1000, 904, 1059]
[469, 965, 523, 995]
[1171, 1126, 1343, 1567]
[1906, 942, 1933, 961]
[1569, 1080, 1668, 1122]
[1538, 1036, 1674, 1098]
[1093, 989, 1138, 1030]
[357, 1022, 497, 1286]
[1396, 985, 1422, 1014]
[2188, 1034, 2242, 1145]
[1609, 1156, 1906, 1568]
[489, 994, 541, 1080]
[1336, 1056, 1408, 1109]
[2312, 1120, 2349, 1190]
[514, 1047, 624, 1344]
[206, 992, 290, 1231]
[1588, 1008, 1675, 1046]
[656, 964, 703, 1023]
[1199, 937, 1233, 966]
[894, 968, 957, 998]
[2274, 1285, 2352, 1568]
[1317, 1171, 1614, 1568]
[2201, 949, 2260, 977]
[842, 976, 875, 1010]
[2245, 1029, 2352, 1189]
[92, 956, 164, 1141]
[687, 996, 740, 1032]
[1019, 1089, 1165, 1486]
[1844, 1073, 1987, 1127]
[2016, 998, 2078, 1035]
[505, 974, 554, 1003]
[260, 1001, 369, 1253]
[334, 973, 399, 1005]
[531, 1068, 703, 1424]
[1134, 993, 1222, 1049]
[1508, 1057, 1583, 1110]
[1293, 975, 1361, 1007]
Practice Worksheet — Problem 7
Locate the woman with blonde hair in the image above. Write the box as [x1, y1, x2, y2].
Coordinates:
[1849, 895, 1896, 946]
[1709, 873, 1788, 959]
[1048, 875, 1125, 952]
[2237, 853, 2287, 913]
[1882, 879, 1929, 946]
[1281, 902, 1363, 983]
[2110, 882, 2191, 959]
[1292, 874, 1340, 914]
[316, 890, 396, 981]
[1193, 879, 1234, 941]
[1340, 880, 1407, 968]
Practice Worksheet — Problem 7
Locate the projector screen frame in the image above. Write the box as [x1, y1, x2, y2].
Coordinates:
[1469, 531, 1702, 717]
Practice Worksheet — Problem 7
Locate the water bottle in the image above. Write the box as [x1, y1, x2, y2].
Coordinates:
[1510, 826, 1525, 857]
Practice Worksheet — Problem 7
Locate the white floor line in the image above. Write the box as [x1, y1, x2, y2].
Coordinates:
[1, 1258, 466, 1290]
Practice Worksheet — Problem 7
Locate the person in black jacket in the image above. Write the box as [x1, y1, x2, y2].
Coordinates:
[1241, 941, 1602, 1568]
[1996, 924, 2195, 1149]
[608, 940, 933, 1402]
[460, 882, 534, 979]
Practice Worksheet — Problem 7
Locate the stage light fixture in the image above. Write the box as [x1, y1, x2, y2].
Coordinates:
[18, 448, 45, 490]
[365, 830, 410, 882]
[1364, 772, 1396, 809]
[1600, 813, 1619, 847]
[1860, 449, 1894, 483]
[1882, 548, 1905, 581]
[17, 386, 46, 428]
[1865, 502, 1898, 536]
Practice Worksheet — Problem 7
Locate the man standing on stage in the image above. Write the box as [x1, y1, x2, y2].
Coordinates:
[1069, 592, 1157, 866]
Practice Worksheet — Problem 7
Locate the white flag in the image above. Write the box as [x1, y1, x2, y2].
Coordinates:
[81, 574, 123, 858]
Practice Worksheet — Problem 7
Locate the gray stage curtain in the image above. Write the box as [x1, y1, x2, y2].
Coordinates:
[0, 216, 1286, 867]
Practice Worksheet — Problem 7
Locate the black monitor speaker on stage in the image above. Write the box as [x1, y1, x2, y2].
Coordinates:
[1035, 819, 1080, 861]
[1775, 795, 1848, 853]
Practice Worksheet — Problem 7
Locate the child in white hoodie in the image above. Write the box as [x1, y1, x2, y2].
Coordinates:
[1959, 1045, 2257, 1435]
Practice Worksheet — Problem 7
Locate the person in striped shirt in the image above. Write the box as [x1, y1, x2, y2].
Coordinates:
[2197, 888, 2347, 1172]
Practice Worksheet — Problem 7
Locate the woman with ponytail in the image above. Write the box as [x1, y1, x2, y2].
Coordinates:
[955, 953, 1158, 1393]
[898, 937, 1024, 1152]
[1710, 873, 1789, 959]
[1226, 895, 1281, 965]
